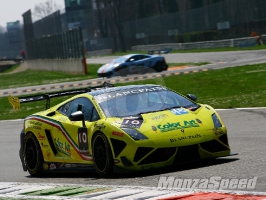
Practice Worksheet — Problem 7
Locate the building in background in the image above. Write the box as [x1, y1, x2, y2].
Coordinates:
[0, 21, 25, 59]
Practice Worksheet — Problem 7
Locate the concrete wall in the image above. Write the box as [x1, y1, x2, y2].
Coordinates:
[26, 58, 86, 74]
[131, 35, 266, 51]
[86, 49, 113, 57]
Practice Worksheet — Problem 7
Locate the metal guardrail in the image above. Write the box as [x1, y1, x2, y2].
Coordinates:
[131, 35, 266, 51]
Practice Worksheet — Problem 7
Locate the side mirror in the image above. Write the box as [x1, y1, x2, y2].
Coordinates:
[69, 111, 86, 127]
[186, 94, 197, 101]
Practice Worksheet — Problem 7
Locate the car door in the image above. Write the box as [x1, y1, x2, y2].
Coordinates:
[135, 55, 152, 67]
[127, 55, 151, 73]
[56, 97, 100, 164]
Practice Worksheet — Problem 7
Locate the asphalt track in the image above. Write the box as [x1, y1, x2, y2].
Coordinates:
[0, 108, 266, 198]
[1, 50, 266, 199]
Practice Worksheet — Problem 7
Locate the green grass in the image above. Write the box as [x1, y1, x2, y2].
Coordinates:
[0, 63, 205, 90]
[2, 62, 266, 120]
[0, 64, 101, 90]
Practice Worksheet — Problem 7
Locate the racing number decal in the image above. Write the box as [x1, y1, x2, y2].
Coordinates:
[78, 127, 89, 153]
[121, 119, 143, 128]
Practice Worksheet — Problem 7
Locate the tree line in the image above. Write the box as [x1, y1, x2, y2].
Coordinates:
[94, 0, 225, 51]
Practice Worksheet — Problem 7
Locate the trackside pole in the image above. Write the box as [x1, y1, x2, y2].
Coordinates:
[83, 57, 87, 74]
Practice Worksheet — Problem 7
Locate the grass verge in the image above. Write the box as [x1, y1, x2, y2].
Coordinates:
[1, 62, 266, 120]
[0, 63, 206, 90]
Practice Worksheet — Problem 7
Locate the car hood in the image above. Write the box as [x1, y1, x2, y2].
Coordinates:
[108, 106, 219, 142]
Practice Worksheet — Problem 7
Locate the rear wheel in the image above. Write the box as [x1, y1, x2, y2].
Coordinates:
[92, 132, 113, 177]
[24, 132, 43, 176]
[154, 61, 164, 72]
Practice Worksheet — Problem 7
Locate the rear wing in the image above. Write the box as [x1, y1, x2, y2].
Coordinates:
[8, 81, 114, 111]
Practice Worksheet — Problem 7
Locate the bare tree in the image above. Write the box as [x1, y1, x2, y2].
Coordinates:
[32, 0, 62, 21]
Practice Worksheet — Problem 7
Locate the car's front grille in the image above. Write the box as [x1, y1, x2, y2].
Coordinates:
[110, 138, 127, 158]
[173, 144, 200, 164]
[134, 147, 154, 162]
[218, 134, 229, 146]
[138, 147, 176, 165]
[200, 139, 229, 153]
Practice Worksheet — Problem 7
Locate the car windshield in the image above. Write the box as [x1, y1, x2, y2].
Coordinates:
[95, 86, 200, 118]
[112, 55, 130, 63]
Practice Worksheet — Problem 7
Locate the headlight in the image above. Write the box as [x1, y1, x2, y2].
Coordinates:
[113, 63, 120, 67]
[212, 113, 222, 128]
[122, 128, 148, 141]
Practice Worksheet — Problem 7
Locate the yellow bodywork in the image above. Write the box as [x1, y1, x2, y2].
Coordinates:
[23, 92, 231, 172]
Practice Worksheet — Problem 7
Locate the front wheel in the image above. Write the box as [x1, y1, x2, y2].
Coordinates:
[92, 132, 113, 177]
[117, 66, 128, 76]
[24, 132, 43, 176]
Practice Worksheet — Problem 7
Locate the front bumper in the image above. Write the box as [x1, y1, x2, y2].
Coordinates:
[112, 134, 232, 171]
[98, 72, 113, 78]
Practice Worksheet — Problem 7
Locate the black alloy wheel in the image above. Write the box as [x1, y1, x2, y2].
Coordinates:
[24, 132, 43, 176]
[92, 132, 113, 177]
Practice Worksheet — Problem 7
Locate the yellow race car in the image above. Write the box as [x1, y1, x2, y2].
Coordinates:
[10, 83, 235, 177]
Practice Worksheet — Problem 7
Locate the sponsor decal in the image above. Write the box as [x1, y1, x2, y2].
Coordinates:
[37, 133, 45, 140]
[94, 122, 106, 130]
[196, 118, 202, 124]
[57, 117, 67, 122]
[152, 126, 157, 132]
[54, 138, 71, 156]
[26, 116, 92, 161]
[121, 119, 143, 128]
[58, 163, 64, 168]
[41, 142, 49, 148]
[169, 134, 201, 142]
[213, 128, 224, 136]
[157, 176, 258, 190]
[46, 151, 52, 158]
[50, 163, 56, 170]
[112, 131, 124, 137]
[94, 86, 167, 103]
[140, 165, 155, 170]
[43, 163, 49, 170]
[157, 120, 200, 132]
[112, 119, 122, 126]
[65, 164, 71, 168]
[150, 114, 168, 121]
[170, 108, 188, 116]
[28, 120, 42, 130]
[114, 119, 122, 124]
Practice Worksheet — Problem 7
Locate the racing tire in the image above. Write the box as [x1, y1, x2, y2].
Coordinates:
[117, 66, 128, 77]
[92, 132, 113, 177]
[24, 132, 43, 176]
[154, 61, 164, 72]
